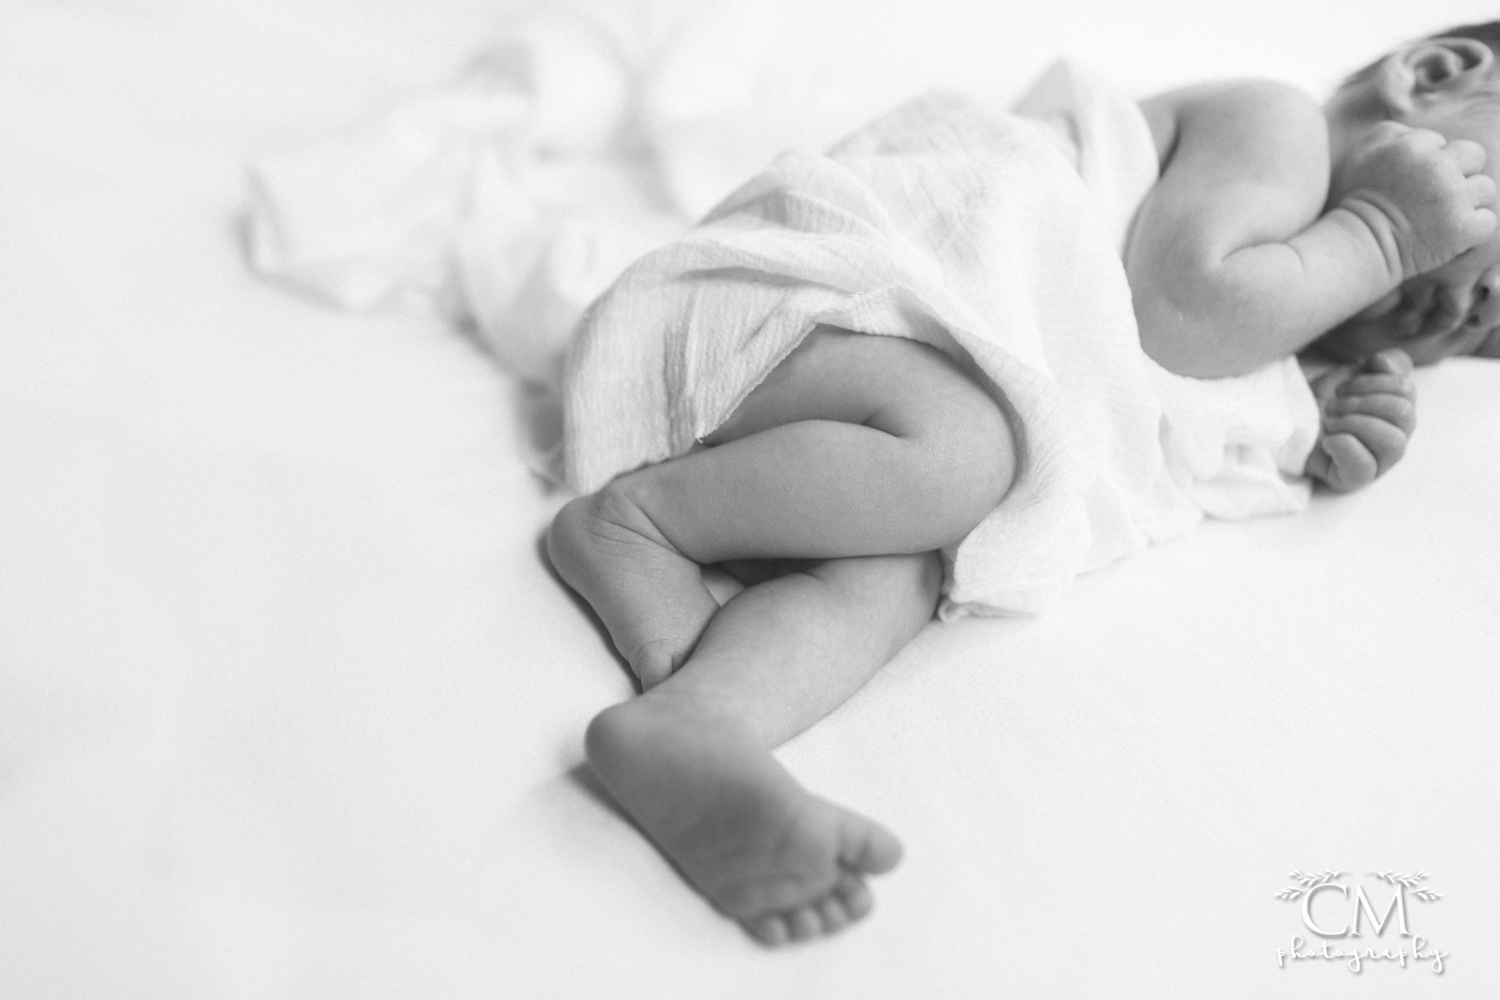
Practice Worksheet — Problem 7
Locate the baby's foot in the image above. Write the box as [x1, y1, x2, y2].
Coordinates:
[547, 489, 720, 688]
[586, 700, 903, 945]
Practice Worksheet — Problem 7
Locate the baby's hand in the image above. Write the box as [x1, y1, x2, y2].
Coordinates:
[1304, 348, 1416, 492]
[1333, 122, 1497, 279]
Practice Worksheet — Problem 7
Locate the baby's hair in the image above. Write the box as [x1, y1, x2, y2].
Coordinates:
[1341, 21, 1500, 90]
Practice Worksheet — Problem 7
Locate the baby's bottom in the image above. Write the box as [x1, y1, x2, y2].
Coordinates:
[548, 327, 1016, 944]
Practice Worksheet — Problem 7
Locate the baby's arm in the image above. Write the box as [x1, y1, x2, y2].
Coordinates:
[1128, 81, 1495, 378]
[1302, 348, 1417, 492]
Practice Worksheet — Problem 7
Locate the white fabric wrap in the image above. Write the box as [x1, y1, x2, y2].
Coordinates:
[561, 60, 1319, 618]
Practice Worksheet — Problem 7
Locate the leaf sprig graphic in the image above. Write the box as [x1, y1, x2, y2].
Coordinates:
[1275, 870, 1348, 901]
[1370, 871, 1442, 901]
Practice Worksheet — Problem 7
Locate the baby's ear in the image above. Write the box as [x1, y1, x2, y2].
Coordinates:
[1377, 37, 1496, 113]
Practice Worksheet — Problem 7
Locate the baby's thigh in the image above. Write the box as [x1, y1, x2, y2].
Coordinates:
[704, 325, 1007, 447]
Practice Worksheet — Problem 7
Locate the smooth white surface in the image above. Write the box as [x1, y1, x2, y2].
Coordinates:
[2, 2, 1497, 998]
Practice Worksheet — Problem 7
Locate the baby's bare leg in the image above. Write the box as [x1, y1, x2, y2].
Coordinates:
[547, 328, 1013, 686]
[619, 331, 1015, 562]
[586, 551, 940, 945]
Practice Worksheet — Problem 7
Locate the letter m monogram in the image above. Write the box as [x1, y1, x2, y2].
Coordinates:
[1351, 884, 1410, 938]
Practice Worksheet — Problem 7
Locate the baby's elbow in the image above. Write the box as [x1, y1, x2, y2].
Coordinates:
[1132, 249, 1283, 377]
[1129, 245, 1229, 376]
[1133, 288, 1240, 378]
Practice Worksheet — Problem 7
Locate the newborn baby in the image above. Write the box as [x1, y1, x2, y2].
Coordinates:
[548, 22, 1500, 945]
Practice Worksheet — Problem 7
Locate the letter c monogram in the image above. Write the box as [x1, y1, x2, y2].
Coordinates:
[1302, 883, 1350, 938]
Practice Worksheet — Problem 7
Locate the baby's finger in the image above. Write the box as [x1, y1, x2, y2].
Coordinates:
[1309, 363, 1356, 402]
[1395, 124, 1444, 150]
[1335, 371, 1415, 399]
[1363, 347, 1414, 375]
[1324, 392, 1417, 434]
[1447, 137, 1489, 176]
[1323, 414, 1409, 474]
[1321, 432, 1378, 491]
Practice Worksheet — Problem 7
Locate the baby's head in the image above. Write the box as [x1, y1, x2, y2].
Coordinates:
[1317, 22, 1500, 364]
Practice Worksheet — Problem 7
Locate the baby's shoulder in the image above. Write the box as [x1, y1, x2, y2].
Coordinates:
[1138, 79, 1324, 172]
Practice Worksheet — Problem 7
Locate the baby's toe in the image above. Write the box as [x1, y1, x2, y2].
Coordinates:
[836, 816, 903, 875]
[833, 871, 874, 921]
[631, 644, 677, 690]
[817, 894, 851, 933]
[747, 913, 790, 946]
[787, 905, 822, 941]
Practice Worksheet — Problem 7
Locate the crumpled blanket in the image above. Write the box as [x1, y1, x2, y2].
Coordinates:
[562, 60, 1320, 618]
[244, 0, 859, 386]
